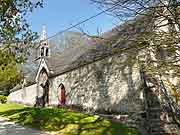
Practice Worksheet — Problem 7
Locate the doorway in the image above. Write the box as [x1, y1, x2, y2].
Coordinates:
[58, 83, 66, 106]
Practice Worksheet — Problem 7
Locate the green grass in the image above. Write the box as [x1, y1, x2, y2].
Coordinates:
[0, 103, 141, 135]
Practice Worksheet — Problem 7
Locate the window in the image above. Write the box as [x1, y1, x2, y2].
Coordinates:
[40, 47, 44, 56]
[46, 48, 49, 56]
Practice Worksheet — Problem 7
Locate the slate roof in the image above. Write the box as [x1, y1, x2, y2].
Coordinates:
[45, 45, 91, 76]
[44, 45, 114, 77]
[43, 14, 153, 77]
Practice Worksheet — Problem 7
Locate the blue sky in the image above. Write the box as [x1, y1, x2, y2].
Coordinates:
[27, 0, 118, 37]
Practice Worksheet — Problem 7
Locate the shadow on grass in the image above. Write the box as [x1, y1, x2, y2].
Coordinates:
[0, 106, 140, 135]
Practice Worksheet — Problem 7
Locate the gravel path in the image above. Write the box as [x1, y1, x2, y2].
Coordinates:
[0, 118, 52, 135]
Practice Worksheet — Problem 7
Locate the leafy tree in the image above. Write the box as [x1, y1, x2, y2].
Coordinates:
[91, 0, 180, 126]
[0, 0, 43, 58]
[0, 0, 43, 93]
[0, 50, 21, 95]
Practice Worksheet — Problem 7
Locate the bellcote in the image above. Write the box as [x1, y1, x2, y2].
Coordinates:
[39, 25, 50, 58]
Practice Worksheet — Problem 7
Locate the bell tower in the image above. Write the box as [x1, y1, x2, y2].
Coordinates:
[39, 25, 50, 57]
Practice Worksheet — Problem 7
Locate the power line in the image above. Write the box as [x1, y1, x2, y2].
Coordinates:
[38, 2, 120, 45]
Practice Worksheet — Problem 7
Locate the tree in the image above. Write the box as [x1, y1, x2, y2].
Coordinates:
[0, 0, 43, 58]
[0, 0, 43, 94]
[91, 0, 180, 126]
[0, 50, 21, 95]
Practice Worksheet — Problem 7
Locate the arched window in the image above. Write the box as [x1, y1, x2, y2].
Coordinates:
[45, 48, 49, 56]
[40, 47, 44, 57]
[58, 83, 66, 106]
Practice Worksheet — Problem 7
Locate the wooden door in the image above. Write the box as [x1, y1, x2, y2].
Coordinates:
[59, 84, 66, 105]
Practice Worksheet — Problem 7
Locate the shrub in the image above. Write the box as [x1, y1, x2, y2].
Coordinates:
[0, 95, 7, 104]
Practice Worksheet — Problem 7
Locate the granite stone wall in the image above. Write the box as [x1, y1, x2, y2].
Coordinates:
[8, 84, 37, 105]
[49, 53, 144, 113]
[8, 53, 145, 113]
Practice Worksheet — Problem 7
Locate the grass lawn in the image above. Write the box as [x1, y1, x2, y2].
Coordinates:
[0, 103, 141, 135]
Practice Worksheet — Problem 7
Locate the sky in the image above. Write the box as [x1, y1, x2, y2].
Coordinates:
[27, 0, 118, 37]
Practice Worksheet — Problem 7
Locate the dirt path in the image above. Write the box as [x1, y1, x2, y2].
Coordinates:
[0, 118, 53, 135]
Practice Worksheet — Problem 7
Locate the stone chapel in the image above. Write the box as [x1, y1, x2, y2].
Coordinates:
[8, 20, 145, 113]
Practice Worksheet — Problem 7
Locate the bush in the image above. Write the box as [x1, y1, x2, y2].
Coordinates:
[0, 95, 7, 104]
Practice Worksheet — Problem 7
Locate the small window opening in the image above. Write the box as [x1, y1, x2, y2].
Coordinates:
[40, 47, 44, 56]
[46, 48, 49, 56]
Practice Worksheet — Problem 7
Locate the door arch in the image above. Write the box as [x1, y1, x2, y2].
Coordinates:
[35, 68, 49, 107]
[58, 83, 66, 106]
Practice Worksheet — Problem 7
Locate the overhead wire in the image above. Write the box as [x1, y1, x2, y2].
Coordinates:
[34, 1, 122, 68]
[37, 1, 121, 45]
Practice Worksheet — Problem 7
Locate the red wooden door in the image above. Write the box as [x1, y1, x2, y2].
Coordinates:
[58, 84, 66, 105]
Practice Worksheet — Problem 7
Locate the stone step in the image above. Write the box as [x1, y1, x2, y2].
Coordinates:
[148, 110, 161, 113]
[148, 102, 161, 106]
[148, 119, 161, 123]
[150, 132, 164, 135]
[150, 128, 164, 133]
[148, 113, 160, 117]
[148, 107, 161, 111]
[148, 111, 161, 115]
[149, 122, 162, 127]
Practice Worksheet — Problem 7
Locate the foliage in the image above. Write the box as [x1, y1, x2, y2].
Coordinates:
[91, 0, 180, 79]
[166, 79, 180, 104]
[0, 103, 140, 135]
[0, 95, 7, 103]
[0, 50, 21, 93]
[92, 0, 180, 126]
[0, 0, 43, 93]
[0, 0, 43, 62]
